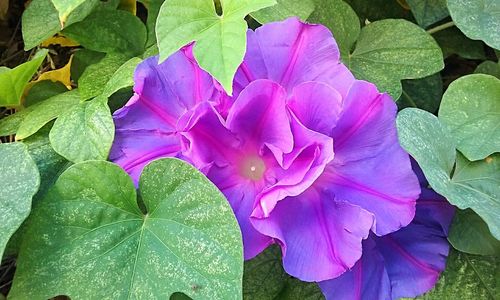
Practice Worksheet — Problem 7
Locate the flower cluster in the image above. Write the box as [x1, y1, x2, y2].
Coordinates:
[111, 17, 454, 299]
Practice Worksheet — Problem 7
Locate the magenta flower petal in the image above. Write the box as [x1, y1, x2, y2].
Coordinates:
[233, 17, 355, 98]
[252, 188, 374, 281]
[319, 81, 420, 236]
[319, 183, 455, 300]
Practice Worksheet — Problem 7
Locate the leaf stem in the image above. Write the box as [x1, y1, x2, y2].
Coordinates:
[427, 21, 455, 34]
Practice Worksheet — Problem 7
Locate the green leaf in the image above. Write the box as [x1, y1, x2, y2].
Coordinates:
[432, 27, 486, 60]
[50, 0, 90, 25]
[308, 0, 360, 59]
[102, 57, 142, 98]
[348, 19, 443, 99]
[0, 143, 40, 260]
[417, 250, 498, 299]
[396, 108, 500, 240]
[438, 74, 500, 161]
[406, 0, 448, 28]
[78, 53, 131, 100]
[49, 97, 114, 163]
[10, 158, 243, 299]
[21, 0, 98, 50]
[344, 0, 411, 22]
[139, 0, 165, 47]
[24, 80, 68, 107]
[243, 245, 323, 300]
[475, 61, 500, 79]
[70, 49, 106, 82]
[63, 9, 147, 56]
[156, 0, 276, 95]
[0, 49, 47, 106]
[251, 0, 315, 23]
[449, 209, 500, 256]
[0, 110, 30, 137]
[448, 0, 500, 50]
[16, 89, 80, 140]
[398, 73, 443, 113]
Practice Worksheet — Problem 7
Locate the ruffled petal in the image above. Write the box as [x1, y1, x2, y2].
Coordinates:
[322, 80, 420, 235]
[226, 80, 293, 154]
[252, 188, 374, 281]
[233, 17, 355, 98]
[319, 238, 391, 300]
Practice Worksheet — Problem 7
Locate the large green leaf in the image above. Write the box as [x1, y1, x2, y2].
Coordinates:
[348, 19, 443, 99]
[16, 89, 81, 140]
[243, 246, 323, 300]
[0, 143, 40, 260]
[50, 0, 89, 25]
[438, 74, 500, 161]
[78, 53, 131, 100]
[49, 97, 114, 163]
[398, 73, 443, 113]
[448, 0, 500, 50]
[432, 27, 486, 60]
[21, 0, 98, 50]
[449, 208, 500, 256]
[0, 49, 47, 106]
[418, 250, 498, 299]
[9, 158, 243, 299]
[63, 9, 147, 56]
[308, 0, 360, 59]
[406, 0, 448, 28]
[156, 0, 276, 95]
[251, 0, 315, 23]
[396, 108, 500, 240]
[102, 57, 142, 98]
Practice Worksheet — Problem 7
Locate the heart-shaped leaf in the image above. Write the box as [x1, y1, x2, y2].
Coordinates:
[251, 0, 315, 24]
[9, 158, 243, 299]
[397, 108, 500, 240]
[0, 142, 40, 259]
[448, 0, 500, 50]
[438, 74, 500, 161]
[348, 19, 443, 98]
[156, 0, 276, 95]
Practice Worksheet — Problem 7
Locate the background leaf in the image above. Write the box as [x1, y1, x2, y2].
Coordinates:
[432, 27, 486, 60]
[348, 19, 443, 98]
[0, 49, 48, 106]
[398, 73, 443, 113]
[406, 0, 448, 28]
[0, 143, 39, 260]
[396, 108, 500, 240]
[448, 0, 500, 50]
[101, 57, 142, 98]
[9, 159, 243, 299]
[49, 97, 114, 163]
[251, 0, 315, 24]
[448, 208, 500, 256]
[475, 61, 500, 79]
[438, 74, 500, 161]
[156, 0, 276, 95]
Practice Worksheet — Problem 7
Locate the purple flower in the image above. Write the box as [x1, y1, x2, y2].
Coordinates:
[111, 17, 420, 282]
[319, 163, 455, 299]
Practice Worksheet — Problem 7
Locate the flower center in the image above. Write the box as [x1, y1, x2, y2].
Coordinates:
[240, 155, 266, 181]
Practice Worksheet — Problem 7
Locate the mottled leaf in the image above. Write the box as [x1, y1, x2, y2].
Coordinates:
[251, 0, 315, 23]
[102, 57, 142, 98]
[398, 73, 443, 113]
[0, 49, 47, 106]
[397, 108, 500, 239]
[406, 0, 448, 28]
[348, 19, 443, 98]
[433, 27, 486, 60]
[10, 159, 243, 299]
[308, 0, 360, 59]
[156, 0, 276, 95]
[0, 143, 40, 259]
[16, 89, 80, 140]
[449, 208, 500, 256]
[418, 250, 498, 299]
[438, 74, 500, 161]
[70, 49, 106, 82]
[448, 0, 500, 50]
[49, 97, 114, 163]
[344, 0, 411, 22]
[63, 9, 147, 56]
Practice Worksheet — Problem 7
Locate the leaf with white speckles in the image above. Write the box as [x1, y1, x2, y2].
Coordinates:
[438, 74, 500, 161]
[0, 142, 40, 260]
[9, 158, 243, 299]
[348, 19, 443, 99]
[397, 108, 500, 240]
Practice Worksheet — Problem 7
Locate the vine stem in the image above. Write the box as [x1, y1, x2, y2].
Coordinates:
[426, 21, 455, 34]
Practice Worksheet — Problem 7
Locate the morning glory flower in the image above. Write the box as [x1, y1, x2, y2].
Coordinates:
[111, 17, 420, 282]
[319, 163, 455, 299]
